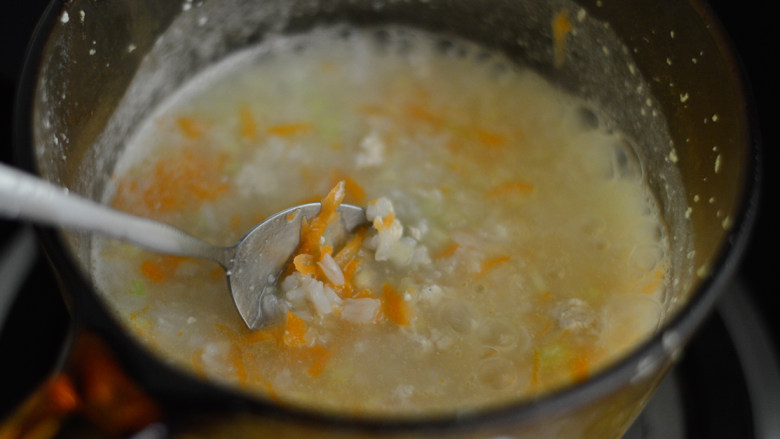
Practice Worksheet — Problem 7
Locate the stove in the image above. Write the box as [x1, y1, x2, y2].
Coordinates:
[2, 1, 778, 437]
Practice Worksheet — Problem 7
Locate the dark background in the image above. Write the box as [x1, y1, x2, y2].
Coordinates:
[1, 0, 777, 428]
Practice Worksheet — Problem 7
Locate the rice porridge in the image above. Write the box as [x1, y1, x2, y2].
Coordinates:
[92, 26, 669, 415]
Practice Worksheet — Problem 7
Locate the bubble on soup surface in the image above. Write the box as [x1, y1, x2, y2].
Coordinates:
[629, 243, 665, 272]
[610, 140, 642, 181]
[553, 298, 599, 335]
[601, 294, 662, 350]
[477, 356, 518, 390]
[478, 319, 529, 353]
[578, 132, 618, 179]
[575, 105, 600, 130]
[441, 299, 475, 334]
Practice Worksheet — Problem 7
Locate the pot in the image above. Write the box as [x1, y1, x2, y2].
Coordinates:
[13, 0, 758, 437]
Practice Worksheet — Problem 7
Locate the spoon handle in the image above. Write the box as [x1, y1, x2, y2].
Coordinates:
[0, 163, 226, 264]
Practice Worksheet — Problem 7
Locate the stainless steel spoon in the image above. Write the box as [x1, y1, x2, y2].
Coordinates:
[0, 162, 366, 330]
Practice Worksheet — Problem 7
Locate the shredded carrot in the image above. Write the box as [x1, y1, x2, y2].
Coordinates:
[228, 343, 248, 385]
[476, 129, 506, 148]
[256, 378, 280, 402]
[297, 181, 346, 258]
[128, 307, 150, 327]
[331, 172, 367, 204]
[141, 150, 229, 213]
[307, 345, 332, 377]
[434, 242, 460, 259]
[282, 312, 308, 347]
[335, 258, 361, 298]
[552, 8, 572, 68]
[478, 255, 511, 277]
[267, 122, 313, 137]
[333, 227, 367, 268]
[140, 260, 166, 283]
[177, 117, 205, 139]
[243, 325, 282, 344]
[488, 180, 535, 198]
[642, 280, 662, 295]
[293, 254, 317, 276]
[139, 255, 184, 283]
[239, 105, 258, 140]
[382, 284, 411, 326]
[571, 352, 590, 382]
[404, 103, 444, 127]
[373, 212, 395, 232]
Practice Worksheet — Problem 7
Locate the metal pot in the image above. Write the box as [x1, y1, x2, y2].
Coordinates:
[13, 0, 758, 437]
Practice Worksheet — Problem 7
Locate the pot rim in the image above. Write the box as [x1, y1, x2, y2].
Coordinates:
[12, 0, 761, 433]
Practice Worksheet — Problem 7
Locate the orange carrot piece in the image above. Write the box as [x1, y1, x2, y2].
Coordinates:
[382, 284, 411, 326]
[334, 227, 367, 268]
[571, 352, 590, 382]
[282, 312, 308, 347]
[298, 181, 346, 258]
[307, 345, 332, 377]
[239, 105, 258, 140]
[477, 255, 511, 277]
[267, 122, 313, 137]
[293, 254, 317, 276]
[488, 180, 535, 198]
[243, 326, 281, 344]
[140, 255, 185, 283]
[476, 129, 506, 148]
[142, 150, 230, 212]
[140, 260, 166, 283]
[343, 177, 366, 203]
[434, 242, 460, 259]
[336, 258, 361, 298]
[373, 212, 395, 232]
[330, 173, 367, 204]
[177, 117, 205, 139]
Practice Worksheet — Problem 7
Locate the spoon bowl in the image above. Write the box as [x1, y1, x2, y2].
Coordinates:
[0, 162, 366, 331]
[226, 202, 367, 330]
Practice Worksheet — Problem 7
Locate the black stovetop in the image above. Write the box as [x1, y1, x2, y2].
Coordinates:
[1, 1, 778, 437]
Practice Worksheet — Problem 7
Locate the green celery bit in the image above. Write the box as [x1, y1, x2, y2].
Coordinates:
[129, 279, 147, 297]
[538, 342, 569, 368]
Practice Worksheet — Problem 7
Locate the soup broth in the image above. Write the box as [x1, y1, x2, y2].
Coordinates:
[92, 26, 668, 415]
